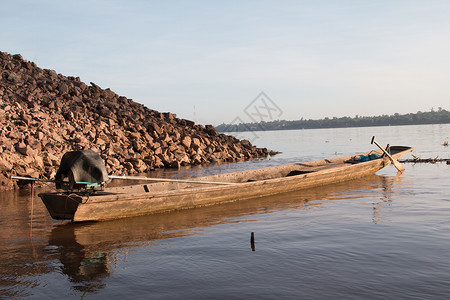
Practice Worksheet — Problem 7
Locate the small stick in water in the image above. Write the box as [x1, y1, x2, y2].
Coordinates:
[250, 232, 255, 251]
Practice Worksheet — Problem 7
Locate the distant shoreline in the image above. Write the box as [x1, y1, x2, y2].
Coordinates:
[220, 122, 450, 133]
[216, 109, 450, 132]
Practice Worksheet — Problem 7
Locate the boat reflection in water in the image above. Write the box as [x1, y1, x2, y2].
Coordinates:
[47, 173, 401, 293]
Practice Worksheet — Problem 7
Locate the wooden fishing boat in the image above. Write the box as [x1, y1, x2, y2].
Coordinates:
[39, 146, 412, 222]
[38, 145, 412, 222]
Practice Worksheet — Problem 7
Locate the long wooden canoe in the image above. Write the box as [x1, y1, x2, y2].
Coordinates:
[39, 146, 412, 222]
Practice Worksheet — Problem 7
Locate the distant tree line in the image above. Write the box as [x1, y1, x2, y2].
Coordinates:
[216, 108, 450, 132]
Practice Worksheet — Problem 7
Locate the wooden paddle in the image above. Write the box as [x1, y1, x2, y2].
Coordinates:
[371, 136, 405, 173]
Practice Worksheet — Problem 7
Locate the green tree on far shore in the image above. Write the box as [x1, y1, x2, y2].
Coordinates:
[216, 108, 450, 132]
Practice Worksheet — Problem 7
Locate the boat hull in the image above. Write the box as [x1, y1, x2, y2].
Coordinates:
[39, 146, 412, 222]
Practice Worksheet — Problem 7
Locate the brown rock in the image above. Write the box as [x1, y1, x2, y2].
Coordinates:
[47, 69, 58, 78]
[132, 140, 142, 152]
[58, 82, 69, 94]
[13, 53, 23, 61]
[153, 156, 164, 168]
[205, 125, 218, 136]
[182, 119, 195, 127]
[154, 146, 163, 155]
[191, 137, 202, 150]
[164, 161, 176, 168]
[240, 139, 253, 150]
[174, 152, 190, 165]
[203, 137, 211, 146]
[0, 174, 14, 191]
[132, 159, 147, 173]
[107, 157, 121, 168]
[34, 155, 44, 169]
[148, 122, 162, 135]
[15, 142, 29, 155]
[181, 136, 191, 149]
[36, 131, 44, 140]
[44, 152, 59, 166]
[7, 72, 19, 82]
[192, 154, 203, 165]
[0, 158, 13, 172]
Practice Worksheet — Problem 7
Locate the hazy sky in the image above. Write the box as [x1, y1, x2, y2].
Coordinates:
[2, 0, 450, 126]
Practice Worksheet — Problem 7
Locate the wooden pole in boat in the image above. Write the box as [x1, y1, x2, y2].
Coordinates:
[11, 175, 236, 186]
[108, 175, 237, 185]
[371, 136, 405, 173]
[10, 175, 55, 183]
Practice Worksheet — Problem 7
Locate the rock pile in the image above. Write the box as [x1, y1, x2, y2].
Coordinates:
[0, 51, 270, 190]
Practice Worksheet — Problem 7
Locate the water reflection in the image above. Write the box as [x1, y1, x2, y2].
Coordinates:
[372, 172, 404, 224]
[48, 226, 109, 292]
[0, 188, 56, 299]
[43, 173, 397, 293]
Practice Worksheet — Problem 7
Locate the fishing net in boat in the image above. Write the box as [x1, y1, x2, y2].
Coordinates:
[55, 149, 109, 190]
[357, 153, 381, 162]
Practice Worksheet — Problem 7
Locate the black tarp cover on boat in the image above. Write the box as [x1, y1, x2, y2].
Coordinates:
[55, 149, 109, 190]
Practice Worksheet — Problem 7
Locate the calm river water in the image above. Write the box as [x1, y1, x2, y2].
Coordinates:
[1, 124, 450, 299]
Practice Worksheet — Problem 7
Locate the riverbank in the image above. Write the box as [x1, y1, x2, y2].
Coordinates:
[0, 51, 270, 190]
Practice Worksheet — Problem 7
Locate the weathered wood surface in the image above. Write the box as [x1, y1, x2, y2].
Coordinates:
[39, 146, 413, 222]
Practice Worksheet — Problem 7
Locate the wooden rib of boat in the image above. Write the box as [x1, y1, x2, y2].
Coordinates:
[39, 146, 412, 222]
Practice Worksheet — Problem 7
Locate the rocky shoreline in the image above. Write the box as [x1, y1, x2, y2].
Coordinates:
[0, 51, 271, 190]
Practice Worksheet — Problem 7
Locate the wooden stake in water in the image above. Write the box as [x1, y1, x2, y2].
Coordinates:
[251, 232, 255, 251]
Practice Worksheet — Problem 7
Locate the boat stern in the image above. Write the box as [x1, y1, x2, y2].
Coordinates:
[38, 192, 82, 220]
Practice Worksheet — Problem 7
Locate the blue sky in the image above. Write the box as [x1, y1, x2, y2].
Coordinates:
[2, 0, 450, 126]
